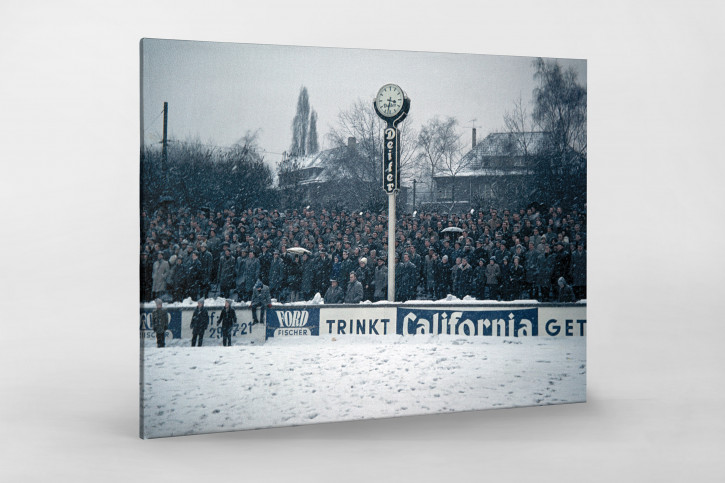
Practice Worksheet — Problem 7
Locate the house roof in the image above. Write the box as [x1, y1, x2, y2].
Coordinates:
[283, 145, 354, 185]
[436, 131, 549, 178]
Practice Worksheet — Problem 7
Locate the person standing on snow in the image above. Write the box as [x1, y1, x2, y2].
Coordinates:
[151, 298, 169, 348]
[218, 299, 237, 346]
[190, 299, 209, 347]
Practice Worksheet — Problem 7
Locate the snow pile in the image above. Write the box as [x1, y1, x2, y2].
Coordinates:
[141, 336, 586, 438]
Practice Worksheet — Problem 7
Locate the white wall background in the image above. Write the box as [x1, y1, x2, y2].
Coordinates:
[1, 1, 723, 481]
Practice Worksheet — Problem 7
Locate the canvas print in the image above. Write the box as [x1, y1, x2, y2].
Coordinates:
[139, 39, 587, 438]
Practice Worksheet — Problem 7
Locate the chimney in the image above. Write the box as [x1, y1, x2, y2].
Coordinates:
[472, 128, 477, 149]
[348, 137, 356, 148]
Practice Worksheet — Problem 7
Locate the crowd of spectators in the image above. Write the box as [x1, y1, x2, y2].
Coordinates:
[140, 205, 586, 304]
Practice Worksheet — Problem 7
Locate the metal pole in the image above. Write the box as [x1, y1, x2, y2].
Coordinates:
[387, 191, 396, 301]
[161, 102, 168, 173]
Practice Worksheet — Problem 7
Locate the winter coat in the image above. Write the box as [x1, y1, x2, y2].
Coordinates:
[301, 259, 315, 295]
[570, 250, 587, 287]
[435, 261, 452, 294]
[169, 262, 187, 291]
[244, 258, 261, 292]
[344, 279, 364, 304]
[399, 261, 417, 298]
[485, 263, 500, 286]
[558, 282, 576, 302]
[373, 264, 388, 300]
[339, 258, 357, 290]
[324, 284, 344, 304]
[251, 285, 271, 307]
[151, 308, 169, 335]
[473, 264, 487, 294]
[199, 250, 213, 284]
[152, 259, 170, 292]
[235, 256, 247, 291]
[218, 307, 237, 329]
[269, 258, 285, 291]
[455, 264, 473, 297]
[218, 254, 236, 289]
[286, 257, 302, 291]
[186, 258, 203, 290]
[524, 250, 539, 284]
[190, 307, 209, 334]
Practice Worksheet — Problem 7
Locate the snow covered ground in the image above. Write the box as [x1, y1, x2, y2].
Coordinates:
[141, 335, 586, 438]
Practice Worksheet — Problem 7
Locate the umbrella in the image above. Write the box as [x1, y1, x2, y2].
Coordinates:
[287, 247, 311, 255]
[441, 227, 464, 233]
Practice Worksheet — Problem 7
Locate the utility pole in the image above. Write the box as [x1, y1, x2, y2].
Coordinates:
[412, 179, 417, 212]
[161, 101, 168, 173]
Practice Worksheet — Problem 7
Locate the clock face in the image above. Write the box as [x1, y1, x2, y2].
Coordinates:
[376, 84, 404, 117]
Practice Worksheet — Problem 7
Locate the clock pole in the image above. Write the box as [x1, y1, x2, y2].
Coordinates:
[373, 84, 410, 302]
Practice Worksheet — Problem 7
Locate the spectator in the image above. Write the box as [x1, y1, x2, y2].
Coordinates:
[218, 299, 236, 346]
[190, 299, 209, 347]
[250, 280, 271, 326]
[570, 243, 587, 300]
[268, 250, 284, 300]
[218, 247, 236, 298]
[557, 277, 576, 302]
[485, 257, 501, 300]
[344, 272, 363, 304]
[373, 257, 388, 301]
[151, 299, 169, 348]
[324, 278, 344, 304]
[151, 252, 169, 300]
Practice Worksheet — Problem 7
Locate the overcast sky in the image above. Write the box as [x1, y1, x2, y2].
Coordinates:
[141, 39, 586, 168]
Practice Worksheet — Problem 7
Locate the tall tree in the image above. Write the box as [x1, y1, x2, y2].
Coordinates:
[530, 58, 587, 207]
[307, 109, 319, 154]
[290, 87, 310, 157]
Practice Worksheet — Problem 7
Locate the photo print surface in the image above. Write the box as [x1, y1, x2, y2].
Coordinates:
[140, 39, 587, 438]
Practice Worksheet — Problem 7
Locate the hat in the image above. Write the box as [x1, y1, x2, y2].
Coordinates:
[197, 299, 204, 305]
[360, 257, 367, 264]
[155, 298, 163, 305]
[330, 278, 338, 282]
[255, 280, 263, 289]
[558, 277, 566, 286]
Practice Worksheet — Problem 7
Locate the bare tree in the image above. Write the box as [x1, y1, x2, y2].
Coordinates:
[417, 116, 466, 208]
[326, 99, 418, 210]
[503, 95, 534, 157]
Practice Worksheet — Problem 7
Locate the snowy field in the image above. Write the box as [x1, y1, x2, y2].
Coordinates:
[141, 335, 586, 438]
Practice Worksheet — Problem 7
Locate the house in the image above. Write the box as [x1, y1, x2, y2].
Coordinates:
[432, 131, 550, 211]
[277, 137, 408, 211]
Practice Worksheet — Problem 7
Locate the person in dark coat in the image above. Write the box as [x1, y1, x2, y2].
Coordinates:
[500, 257, 512, 301]
[485, 256, 501, 300]
[324, 278, 344, 304]
[243, 251, 261, 300]
[217, 299, 237, 346]
[286, 255, 302, 302]
[268, 251, 285, 300]
[354, 257, 373, 302]
[339, 250, 356, 292]
[234, 249, 247, 300]
[473, 258, 487, 300]
[168, 256, 187, 302]
[570, 244, 587, 300]
[151, 299, 169, 348]
[250, 280, 271, 325]
[537, 245, 555, 301]
[140, 252, 153, 302]
[557, 276, 576, 302]
[217, 247, 236, 298]
[509, 256, 526, 300]
[434, 254, 452, 299]
[373, 257, 388, 301]
[344, 272, 364, 304]
[198, 243, 213, 298]
[186, 251, 203, 300]
[398, 253, 417, 302]
[313, 250, 332, 298]
[190, 299, 209, 347]
[553, 241, 571, 284]
[300, 253, 315, 300]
